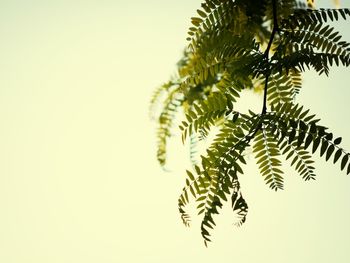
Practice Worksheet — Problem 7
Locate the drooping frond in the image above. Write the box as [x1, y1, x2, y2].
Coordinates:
[188, 0, 247, 50]
[283, 8, 350, 27]
[149, 81, 175, 120]
[278, 138, 316, 181]
[267, 69, 302, 103]
[267, 71, 294, 105]
[180, 92, 228, 143]
[231, 179, 248, 227]
[290, 70, 302, 98]
[269, 103, 350, 174]
[253, 126, 284, 191]
[155, 85, 183, 166]
[273, 8, 350, 75]
[189, 133, 200, 167]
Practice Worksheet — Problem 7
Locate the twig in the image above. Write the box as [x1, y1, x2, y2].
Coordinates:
[262, 0, 279, 115]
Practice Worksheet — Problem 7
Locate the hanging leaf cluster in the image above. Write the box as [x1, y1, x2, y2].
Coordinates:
[150, 0, 350, 245]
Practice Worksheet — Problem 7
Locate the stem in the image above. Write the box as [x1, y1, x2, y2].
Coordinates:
[262, 0, 279, 115]
[261, 74, 270, 114]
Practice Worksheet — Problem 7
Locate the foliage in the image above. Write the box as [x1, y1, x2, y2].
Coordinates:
[150, 0, 350, 245]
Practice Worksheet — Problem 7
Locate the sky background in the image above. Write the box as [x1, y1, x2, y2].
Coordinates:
[0, 0, 349, 262]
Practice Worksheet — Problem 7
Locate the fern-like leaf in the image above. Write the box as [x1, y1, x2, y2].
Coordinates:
[253, 127, 284, 191]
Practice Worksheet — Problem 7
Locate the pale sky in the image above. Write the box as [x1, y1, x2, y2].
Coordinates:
[0, 1, 349, 262]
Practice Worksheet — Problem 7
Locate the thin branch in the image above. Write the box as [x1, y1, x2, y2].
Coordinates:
[262, 0, 279, 115]
[262, 75, 270, 114]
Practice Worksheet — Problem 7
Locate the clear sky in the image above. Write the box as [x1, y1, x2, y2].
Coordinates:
[0, 1, 349, 262]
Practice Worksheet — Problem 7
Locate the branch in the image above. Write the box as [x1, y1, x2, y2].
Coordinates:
[262, 0, 279, 115]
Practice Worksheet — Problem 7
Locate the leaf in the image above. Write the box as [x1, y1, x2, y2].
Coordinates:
[333, 149, 342, 164]
[334, 137, 342, 145]
[197, 9, 207, 18]
[312, 137, 321, 153]
[195, 165, 201, 174]
[189, 185, 196, 197]
[186, 170, 195, 181]
[289, 129, 296, 143]
[325, 144, 335, 161]
[297, 131, 306, 147]
[304, 134, 314, 149]
[341, 154, 349, 170]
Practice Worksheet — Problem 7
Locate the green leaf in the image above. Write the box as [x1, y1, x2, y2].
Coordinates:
[297, 132, 306, 147]
[334, 137, 342, 145]
[197, 9, 207, 18]
[341, 154, 349, 171]
[289, 129, 296, 143]
[325, 144, 335, 161]
[195, 165, 201, 174]
[333, 149, 342, 163]
[189, 185, 196, 197]
[320, 140, 328, 156]
[312, 137, 321, 153]
[186, 170, 195, 181]
[304, 134, 313, 149]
